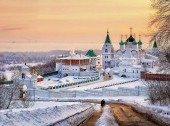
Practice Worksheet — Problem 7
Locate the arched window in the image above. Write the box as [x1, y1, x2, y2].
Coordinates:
[105, 49, 108, 52]
[22, 73, 25, 79]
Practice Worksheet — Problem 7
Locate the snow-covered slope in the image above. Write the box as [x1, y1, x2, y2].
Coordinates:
[96, 105, 119, 126]
[0, 103, 94, 126]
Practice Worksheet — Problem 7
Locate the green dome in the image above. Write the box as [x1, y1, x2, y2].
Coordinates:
[105, 32, 111, 44]
[123, 41, 127, 45]
[86, 49, 97, 57]
[119, 40, 124, 45]
[138, 40, 142, 45]
[132, 40, 138, 45]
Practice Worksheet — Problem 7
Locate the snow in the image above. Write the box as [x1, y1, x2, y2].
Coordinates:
[69, 75, 137, 91]
[0, 103, 94, 126]
[37, 76, 90, 88]
[59, 54, 90, 60]
[105, 80, 145, 89]
[96, 105, 119, 126]
[4, 71, 14, 81]
[32, 101, 79, 109]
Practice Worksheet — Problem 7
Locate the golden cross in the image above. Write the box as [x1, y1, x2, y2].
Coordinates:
[121, 34, 123, 39]
[130, 27, 133, 35]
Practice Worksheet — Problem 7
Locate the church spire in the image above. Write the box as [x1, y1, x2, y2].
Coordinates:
[130, 27, 133, 36]
[138, 34, 142, 45]
[105, 30, 111, 44]
[153, 40, 158, 48]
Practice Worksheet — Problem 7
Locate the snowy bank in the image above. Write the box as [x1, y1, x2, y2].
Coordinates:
[96, 105, 118, 126]
[0, 103, 94, 126]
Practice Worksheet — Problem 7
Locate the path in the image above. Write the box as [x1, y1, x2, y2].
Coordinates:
[83, 103, 159, 126]
[111, 104, 158, 126]
[82, 108, 103, 126]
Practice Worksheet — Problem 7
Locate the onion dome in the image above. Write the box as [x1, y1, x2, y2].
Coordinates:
[123, 41, 127, 45]
[138, 40, 142, 45]
[126, 35, 135, 42]
[119, 40, 124, 45]
[132, 40, 138, 45]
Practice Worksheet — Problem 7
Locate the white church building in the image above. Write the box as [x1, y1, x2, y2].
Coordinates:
[12, 63, 37, 89]
[102, 28, 158, 78]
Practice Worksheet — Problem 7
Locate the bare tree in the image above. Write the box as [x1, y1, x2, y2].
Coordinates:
[144, 80, 170, 105]
[149, 0, 170, 47]
[158, 47, 170, 73]
[0, 80, 20, 110]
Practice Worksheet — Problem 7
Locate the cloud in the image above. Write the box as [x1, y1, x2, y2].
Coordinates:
[0, 25, 25, 32]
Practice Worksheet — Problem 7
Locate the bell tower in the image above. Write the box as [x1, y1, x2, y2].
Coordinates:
[102, 30, 114, 69]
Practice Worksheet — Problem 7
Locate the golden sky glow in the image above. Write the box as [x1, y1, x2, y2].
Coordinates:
[0, 0, 151, 52]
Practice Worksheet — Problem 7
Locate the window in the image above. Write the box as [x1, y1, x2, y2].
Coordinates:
[22, 73, 25, 79]
[105, 49, 108, 52]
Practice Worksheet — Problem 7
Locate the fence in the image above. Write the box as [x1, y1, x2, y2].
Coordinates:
[29, 85, 147, 99]
[42, 76, 100, 90]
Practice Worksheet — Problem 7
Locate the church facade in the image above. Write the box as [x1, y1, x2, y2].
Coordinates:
[102, 28, 158, 78]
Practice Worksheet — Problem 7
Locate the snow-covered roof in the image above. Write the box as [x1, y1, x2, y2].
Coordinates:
[141, 59, 154, 62]
[4, 71, 14, 81]
[133, 65, 142, 69]
[37, 75, 43, 78]
[105, 68, 112, 73]
[59, 54, 90, 60]
[22, 64, 29, 69]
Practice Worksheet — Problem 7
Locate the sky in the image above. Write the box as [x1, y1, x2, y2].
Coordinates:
[0, 0, 152, 52]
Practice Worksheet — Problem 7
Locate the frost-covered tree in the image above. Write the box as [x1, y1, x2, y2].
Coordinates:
[0, 81, 19, 109]
[158, 47, 170, 73]
[144, 80, 170, 105]
[149, 0, 170, 47]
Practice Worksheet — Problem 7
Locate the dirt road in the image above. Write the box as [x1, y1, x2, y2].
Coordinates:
[82, 108, 102, 126]
[82, 103, 159, 126]
[111, 104, 158, 126]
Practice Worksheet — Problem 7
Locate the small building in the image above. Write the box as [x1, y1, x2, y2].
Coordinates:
[56, 53, 96, 76]
[85, 49, 97, 69]
[37, 75, 44, 82]
[12, 63, 37, 89]
[95, 55, 102, 71]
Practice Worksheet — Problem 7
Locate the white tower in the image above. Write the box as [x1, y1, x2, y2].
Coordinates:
[138, 35, 143, 50]
[102, 31, 114, 69]
[119, 35, 125, 51]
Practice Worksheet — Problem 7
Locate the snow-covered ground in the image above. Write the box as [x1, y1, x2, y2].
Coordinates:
[31, 101, 79, 109]
[0, 103, 94, 126]
[96, 105, 119, 126]
[105, 80, 145, 90]
[37, 76, 96, 89]
[68, 75, 137, 91]
[4, 62, 44, 68]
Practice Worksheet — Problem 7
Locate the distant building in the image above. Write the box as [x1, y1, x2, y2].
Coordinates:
[95, 55, 102, 71]
[12, 63, 37, 89]
[56, 53, 99, 76]
[102, 28, 158, 78]
[85, 49, 97, 69]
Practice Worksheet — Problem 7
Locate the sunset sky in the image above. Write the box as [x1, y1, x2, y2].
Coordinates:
[0, 0, 152, 52]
